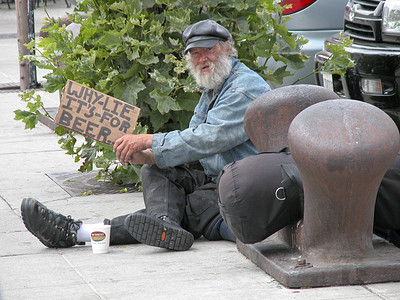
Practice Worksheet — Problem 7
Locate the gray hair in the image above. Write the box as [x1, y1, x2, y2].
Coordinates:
[220, 39, 238, 58]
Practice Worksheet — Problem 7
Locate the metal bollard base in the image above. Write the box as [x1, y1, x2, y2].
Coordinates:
[237, 235, 400, 288]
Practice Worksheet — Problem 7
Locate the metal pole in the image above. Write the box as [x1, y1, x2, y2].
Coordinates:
[27, 0, 39, 89]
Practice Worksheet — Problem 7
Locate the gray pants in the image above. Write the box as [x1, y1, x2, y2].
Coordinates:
[109, 164, 222, 244]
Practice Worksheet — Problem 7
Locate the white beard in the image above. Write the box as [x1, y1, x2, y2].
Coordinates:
[187, 53, 232, 90]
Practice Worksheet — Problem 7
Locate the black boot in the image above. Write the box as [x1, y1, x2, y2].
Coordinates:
[21, 198, 81, 248]
[124, 212, 194, 251]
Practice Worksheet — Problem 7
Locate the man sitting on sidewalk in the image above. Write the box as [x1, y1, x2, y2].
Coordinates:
[21, 20, 270, 251]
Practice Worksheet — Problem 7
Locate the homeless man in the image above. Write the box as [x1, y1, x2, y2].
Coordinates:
[20, 19, 270, 251]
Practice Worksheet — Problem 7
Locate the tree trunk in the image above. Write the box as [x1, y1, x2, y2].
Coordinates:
[16, 0, 30, 90]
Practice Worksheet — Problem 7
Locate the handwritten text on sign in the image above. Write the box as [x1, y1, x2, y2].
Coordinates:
[55, 80, 140, 145]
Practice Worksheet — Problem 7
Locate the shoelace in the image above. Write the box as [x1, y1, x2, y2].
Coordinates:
[159, 215, 168, 221]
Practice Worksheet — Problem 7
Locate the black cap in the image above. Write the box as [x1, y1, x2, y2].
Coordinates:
[182, 20, 232, 54]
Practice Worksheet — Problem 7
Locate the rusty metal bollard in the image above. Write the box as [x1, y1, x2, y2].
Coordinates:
[244, 84, 338, 152]
[289, 99, 399, 258]
[238, 89, 400, 288]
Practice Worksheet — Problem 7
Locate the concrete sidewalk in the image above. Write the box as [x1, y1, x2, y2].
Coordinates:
[1, 1, 400, 299]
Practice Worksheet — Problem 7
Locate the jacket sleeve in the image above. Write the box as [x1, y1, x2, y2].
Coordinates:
[152, 90, 255, 169]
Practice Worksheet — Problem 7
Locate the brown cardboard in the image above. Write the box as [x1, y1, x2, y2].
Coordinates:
[55, 80, 140, 145]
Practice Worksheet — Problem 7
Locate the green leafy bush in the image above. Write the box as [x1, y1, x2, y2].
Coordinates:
[15, 0, 351, 186]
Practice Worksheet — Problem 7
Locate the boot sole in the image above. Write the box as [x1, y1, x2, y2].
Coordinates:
[21, 198, 54, 248]
[124, 213, 194, 251]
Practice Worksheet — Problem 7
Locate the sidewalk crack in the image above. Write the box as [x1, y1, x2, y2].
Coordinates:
[59, 251, 106, 300]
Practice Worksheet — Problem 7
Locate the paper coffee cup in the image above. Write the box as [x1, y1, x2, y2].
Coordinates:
[90, 224, 111, 254]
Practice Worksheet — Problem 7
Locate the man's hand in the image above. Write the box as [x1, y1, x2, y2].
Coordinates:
[128, 149, 155, 165]
[113, 134, 154, 165]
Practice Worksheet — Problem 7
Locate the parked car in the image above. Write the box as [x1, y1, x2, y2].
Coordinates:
[267, 0, 348, 88]
[315, 0, 400, 127]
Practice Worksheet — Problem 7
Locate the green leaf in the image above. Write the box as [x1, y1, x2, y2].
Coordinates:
[137, 50, 159, 65]
[14, 109, 31, 120]
[150, 111, 170, 131]
[98, 32, 121, 47]
[320, 34, 355, 76]
[275, 24, 297, 49]
[14, 110, 38, 129]
[115, 77, 146, 105]
[55, 126, 69, 136]
[43, 74, 66, 93]
[175, 90, 199, 111]
[127, 47, 140, 61]
[171, 110, 193, 130]
[150, 89, 181, 114]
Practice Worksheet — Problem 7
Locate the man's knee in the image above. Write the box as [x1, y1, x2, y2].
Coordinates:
[217, 161, 264, 243]
[183, 182, 219, 239]
[140, 164, 159, 182]
[217, 153, 302, 244]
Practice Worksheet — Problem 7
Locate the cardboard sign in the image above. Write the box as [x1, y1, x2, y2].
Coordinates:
[55, 80, 140, 145]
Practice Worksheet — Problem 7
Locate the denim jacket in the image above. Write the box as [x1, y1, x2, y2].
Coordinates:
[152, 58, 270, 180]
